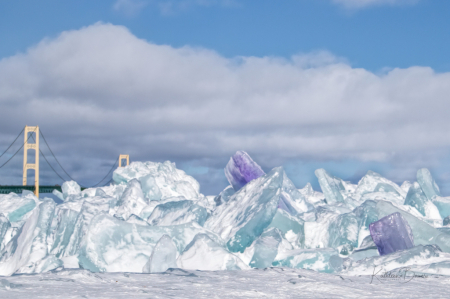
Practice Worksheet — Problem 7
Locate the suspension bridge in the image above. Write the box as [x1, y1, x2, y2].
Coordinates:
[0, 126, 130, 197]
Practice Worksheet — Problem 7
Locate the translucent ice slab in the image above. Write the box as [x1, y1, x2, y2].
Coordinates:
[314, 169, 345, 204]
[114, 179, 148, 221]
[369, 212, 414, 256]
[61, 181, 81, 201]
[0, 192, 37, 223]
[142, 235, 177, 273]
[146, 200, 209, 226]
[417, 168, 441, 200]
[404, 182, 440, 218]
[177, 233, 248, 271]
[249, 228, 283, 268]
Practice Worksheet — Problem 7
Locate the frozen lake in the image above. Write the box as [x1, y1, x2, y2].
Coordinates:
[1, 267, 449, 298]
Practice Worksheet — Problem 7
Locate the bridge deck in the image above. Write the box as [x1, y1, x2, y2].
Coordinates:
[0, 185, 63, 194]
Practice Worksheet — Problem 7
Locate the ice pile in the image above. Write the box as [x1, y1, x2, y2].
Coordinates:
[3, 154, 450, 277]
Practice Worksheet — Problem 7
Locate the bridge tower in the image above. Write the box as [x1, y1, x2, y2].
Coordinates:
[23, 126, 39, 197]
[119, 154, 129, 167]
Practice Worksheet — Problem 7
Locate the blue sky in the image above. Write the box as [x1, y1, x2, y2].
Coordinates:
[2, 0, 450, 71]
[1, 0, 450, 195]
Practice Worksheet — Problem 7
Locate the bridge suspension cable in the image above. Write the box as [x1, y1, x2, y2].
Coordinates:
[90, 157, 119, 188]
[0, 127, 24, 160]
[0, 127, 37, 169]
[39, 130, 78, 182]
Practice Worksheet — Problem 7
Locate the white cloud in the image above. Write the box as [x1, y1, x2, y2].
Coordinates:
[158, 0, 239, 15]
[331, 0, 420, 9]
[113, 0, 147, 16]
[1, 23, 449, 192]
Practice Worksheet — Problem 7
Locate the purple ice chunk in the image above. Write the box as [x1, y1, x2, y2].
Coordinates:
[369, 212, 414, 256]
[224, 151, 265, 191]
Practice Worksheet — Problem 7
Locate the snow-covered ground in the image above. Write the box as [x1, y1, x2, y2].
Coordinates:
[1, 267, 448, 299]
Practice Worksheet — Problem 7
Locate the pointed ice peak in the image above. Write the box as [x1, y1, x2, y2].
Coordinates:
[224, 151, 265, 191]
[314, 169, 345, 204]
[355, 170, 405, 199]
[417, 168, 441, 200]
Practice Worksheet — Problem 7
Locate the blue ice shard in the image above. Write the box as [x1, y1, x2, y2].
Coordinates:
[417, 168, 441, 200]
[249, 228, 283, 268]
[314, 169, 345, 204]
[224, 151, 265, 191]
[404, 182, 429, 216]
[369, 212, 414, 256]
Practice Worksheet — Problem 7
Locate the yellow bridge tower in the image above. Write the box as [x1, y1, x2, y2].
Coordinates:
[23, 126, 39, 197]
[119, 154, 129, 167]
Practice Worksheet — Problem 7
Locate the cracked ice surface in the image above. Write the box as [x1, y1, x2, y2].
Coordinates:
[3, 154, 450, 294]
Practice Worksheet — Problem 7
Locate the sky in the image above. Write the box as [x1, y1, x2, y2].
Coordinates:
[1, 0, 450, 195]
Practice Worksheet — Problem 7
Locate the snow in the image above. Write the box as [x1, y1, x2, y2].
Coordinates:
[0, 267, 448, 298]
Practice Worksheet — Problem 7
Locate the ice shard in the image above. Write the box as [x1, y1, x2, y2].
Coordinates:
[404, 182, 440, 219]
[273, 248, 342, 273]
[62, 196, 111, 257]
[224, 151, 265, 191]
[353, 200, 379, 246]
[431, 196, 450, 219]
[314, 169, 345, 204]
[177, 234, 248, 271]
[146, 200, 209, 226]
[369, 212, 414, 256]
[249, 228, 283, 268]
[213, 185, 235, 206]
[417, 168, 441, 200]
[354, 171, 405, 200]
[0, 199, 57, 275]
[114, 179, 148, 221]
[328, 212, 359, 249]
[0, 192, 36, 223]
[139, 174, 162, 201]
[142, 235, 177, 273]
[266, 209, 305, 248]
[50, 208, 79, 257]
[205, 167, 302, 253]
[113, 161, 200, 200]
[61, 181, 82, 201]
[0, 215, 11, 252]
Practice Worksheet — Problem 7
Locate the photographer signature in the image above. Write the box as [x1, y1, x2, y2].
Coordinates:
[370, 267, 428, 284]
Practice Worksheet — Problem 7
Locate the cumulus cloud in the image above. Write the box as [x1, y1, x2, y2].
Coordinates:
[331, 0, 420, 9]
[1, 23, 449, 193]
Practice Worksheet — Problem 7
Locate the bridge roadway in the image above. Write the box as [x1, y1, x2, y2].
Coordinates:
[0, 185, 64, 194]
